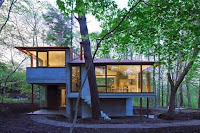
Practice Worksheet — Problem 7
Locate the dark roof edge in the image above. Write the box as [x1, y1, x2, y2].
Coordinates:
[68, 62, 155, 65]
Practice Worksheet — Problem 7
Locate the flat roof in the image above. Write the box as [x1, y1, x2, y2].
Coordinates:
[69, 58, 155, 65]
[15, 46, 70, 51]
[15, 46, 71, 56]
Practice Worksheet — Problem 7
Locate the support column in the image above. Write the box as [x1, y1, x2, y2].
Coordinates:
[31, 54, 33, 67]
[140, 65, 143, 120]
[66, 98, 72, 118]
[140, 98, 142, 120]
[146, 68, 150, 118]
[126, 98, 133, 116]
[31, 84, 34, 113]
[147, 98, 149, 118]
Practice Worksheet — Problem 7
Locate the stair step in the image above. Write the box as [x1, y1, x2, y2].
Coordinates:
[83, 98, 111, 120]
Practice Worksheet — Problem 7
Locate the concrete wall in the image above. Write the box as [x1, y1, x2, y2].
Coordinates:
[65, 49, 72, 118]
[126, 98, 133, 116]
[100, 98, 126, 117]
[81, 100, 92, 118]
[80, 65, 90, 99]
[40, 86, 47, 108]
[27, 68, 66, 84]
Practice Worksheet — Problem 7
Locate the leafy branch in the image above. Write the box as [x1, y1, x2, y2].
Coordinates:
[0, 0, 17, 33]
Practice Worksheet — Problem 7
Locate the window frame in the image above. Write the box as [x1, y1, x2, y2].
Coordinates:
[95, 65, 107, 93]
[70, 65, 81, 92]
[96, 64, 154, 93]
[33, 50, 66, 68]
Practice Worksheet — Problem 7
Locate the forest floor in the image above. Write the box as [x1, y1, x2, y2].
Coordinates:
[0, 103, 200, 133]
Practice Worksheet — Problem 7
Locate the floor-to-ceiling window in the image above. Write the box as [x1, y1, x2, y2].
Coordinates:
[49, 51, 65, 67]
[37, 51, 48, 67]
[95, 66, 106, 92]
[71, 66, 81, 92]
[95, 65, 154, 93]
[107, 65, 141, 93]
[29, 50, 66, 67]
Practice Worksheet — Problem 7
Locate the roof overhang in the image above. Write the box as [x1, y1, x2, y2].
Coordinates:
[15, 46, 70, 56]
[69, 59, 155, 65]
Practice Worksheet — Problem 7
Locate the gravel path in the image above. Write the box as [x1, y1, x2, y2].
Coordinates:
[31, 115, 200, 129]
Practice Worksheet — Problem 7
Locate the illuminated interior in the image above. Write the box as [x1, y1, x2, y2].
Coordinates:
[49, 51, 65, 67]
[71, 66, 80, 92]
[28, 50, 65, 67]
[71, 65, 153, 93]
[38, 52, 47, 67]
[60, 89, 66, 107]
[95, 65, 153, 93]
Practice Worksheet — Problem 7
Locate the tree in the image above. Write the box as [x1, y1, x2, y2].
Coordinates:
[57, 0, 120, 120]
[0, 0, 17, 33]
[57, 0, 144, 127]
[43, 6, 71, 46]
[97, 0, 199, 115]
[198, 78, 200, 108]
[1, 57, 27, 103]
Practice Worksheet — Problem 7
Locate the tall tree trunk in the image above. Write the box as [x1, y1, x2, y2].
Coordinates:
[198, 78, 200, 108]
[153, 55, 157, 107]
[161, 76, 164, 107]
[0, 0, 17, 33]
[157, 56, 161, 108]
[179, 83, 183, 107]
[167, 45, 199, 115]
[166, 63, 170, 107]
[166, 78, 170, 107]
[0, 0, 4, 7]
[77, 13, 101, 119]
[186, 81, 191, 108]
[168, 85, 176, 115]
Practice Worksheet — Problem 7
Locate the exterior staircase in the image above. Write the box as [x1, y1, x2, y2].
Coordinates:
[83, 97, 111, 120]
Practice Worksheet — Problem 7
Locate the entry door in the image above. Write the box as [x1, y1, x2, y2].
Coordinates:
[47, 85, 61, 110]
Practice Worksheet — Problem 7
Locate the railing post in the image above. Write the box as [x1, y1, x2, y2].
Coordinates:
[80, 43, 83, 60]
[31, 54, 33, 67]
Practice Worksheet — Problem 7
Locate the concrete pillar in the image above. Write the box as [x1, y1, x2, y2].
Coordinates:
[126, 98, 133, 116]
[40, 86, 47, 108]
[82, 100, 92, 118]
[66, 98, 72, 118]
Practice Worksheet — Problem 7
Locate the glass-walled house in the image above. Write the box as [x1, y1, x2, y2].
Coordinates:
[16, 46, 155, 119]
[70, 60, 154, 94]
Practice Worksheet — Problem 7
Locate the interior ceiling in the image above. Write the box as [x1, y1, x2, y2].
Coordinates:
[96, 65, 152, 76]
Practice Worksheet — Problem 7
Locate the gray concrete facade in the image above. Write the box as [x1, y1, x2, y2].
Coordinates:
[27, 49, 154, 119]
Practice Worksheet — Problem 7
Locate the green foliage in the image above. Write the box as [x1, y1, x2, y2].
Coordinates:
[98, 0, 199, 64]
[43, 6, 71, 46]
[0, 61, 32, 99]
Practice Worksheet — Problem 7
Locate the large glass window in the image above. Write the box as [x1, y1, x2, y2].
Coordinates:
[107, 65, 141, 93]
[95, 66, 106, 93]
[33, 50, 65, 67]
[49, 51, 65, 67]
[71, 66, 80, 92]
[142, 65, 153, 92]
[37, 51, 47, 67]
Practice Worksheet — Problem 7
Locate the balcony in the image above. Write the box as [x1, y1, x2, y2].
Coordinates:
[26, 67, 66, 84]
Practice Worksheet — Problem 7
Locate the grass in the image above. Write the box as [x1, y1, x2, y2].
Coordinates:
[0, 96, 39, 103]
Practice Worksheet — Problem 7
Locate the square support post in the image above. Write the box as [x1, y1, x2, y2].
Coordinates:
[140, 98, 142, 120]
[32, 84, 34, 113]
[140, 64, 143, 120]
[31, 54, 33, 67]
[147, 98, 149, 118]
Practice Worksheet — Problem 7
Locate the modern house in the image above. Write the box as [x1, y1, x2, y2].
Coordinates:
[16, 46, 155, 120]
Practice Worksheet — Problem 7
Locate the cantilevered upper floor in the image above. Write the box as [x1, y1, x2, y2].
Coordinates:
[15, 47, 79, 84]
[16, 46, 155, 97]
